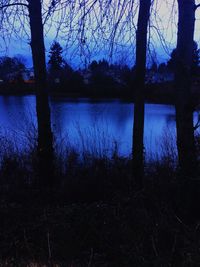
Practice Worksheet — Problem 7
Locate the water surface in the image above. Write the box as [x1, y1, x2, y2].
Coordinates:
[0, 96, 178, 157]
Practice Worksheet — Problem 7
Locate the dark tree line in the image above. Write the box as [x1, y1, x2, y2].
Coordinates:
[0, 56, 26, 82]
[47, 43, 133, 95]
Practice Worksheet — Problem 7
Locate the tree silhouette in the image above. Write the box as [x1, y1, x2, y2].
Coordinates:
[29, 0, 54, 186]
[168, 41, 200, 75]
[0, 0, 55, 186]
[175, 0, 197, 178]
[48, 41, 64, 71]
[132, 0, 151, 189]
[0, 56, 26, 81]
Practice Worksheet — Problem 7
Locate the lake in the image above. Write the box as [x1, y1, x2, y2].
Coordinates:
[0, 95, 180, 158]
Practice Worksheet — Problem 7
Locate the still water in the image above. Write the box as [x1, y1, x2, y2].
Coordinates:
[0, 95, 178, 157]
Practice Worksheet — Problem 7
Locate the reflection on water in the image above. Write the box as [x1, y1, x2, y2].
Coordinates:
[0, 96, 178, 156]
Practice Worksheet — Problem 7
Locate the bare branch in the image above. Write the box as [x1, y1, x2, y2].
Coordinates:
[195, 3, 200, 10]
[0, 3, 28, 9]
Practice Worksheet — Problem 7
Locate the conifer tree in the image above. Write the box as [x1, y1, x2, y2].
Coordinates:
[48, 41, 64, 71]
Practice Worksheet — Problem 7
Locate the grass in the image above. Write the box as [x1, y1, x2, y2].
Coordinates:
[0, 125, 199, 266]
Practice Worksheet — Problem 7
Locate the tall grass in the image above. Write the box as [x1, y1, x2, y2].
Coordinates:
[146, 126, 177, 167]
[0, 117, 198, 191]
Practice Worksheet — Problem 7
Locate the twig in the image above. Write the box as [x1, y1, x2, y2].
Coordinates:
[195, 4, 200, 10]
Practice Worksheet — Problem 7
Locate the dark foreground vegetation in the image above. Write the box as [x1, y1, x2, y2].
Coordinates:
[0, 134, 200, 267]
[0, 0, 200, 265]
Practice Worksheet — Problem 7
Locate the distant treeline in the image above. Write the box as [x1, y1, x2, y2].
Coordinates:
[0, 41, 200, 100]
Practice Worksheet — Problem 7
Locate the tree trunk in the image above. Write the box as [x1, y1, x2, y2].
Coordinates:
[175, 0, 197, 178]
[132, 0, 151, 189]
[28, 0, 54, 186]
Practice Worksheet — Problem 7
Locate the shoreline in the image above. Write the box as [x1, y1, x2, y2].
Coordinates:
[0, 82, 199, 106]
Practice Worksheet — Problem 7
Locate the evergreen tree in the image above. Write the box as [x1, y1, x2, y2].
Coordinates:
[48, 41, 64, 71]
[168, 41, 199, 75]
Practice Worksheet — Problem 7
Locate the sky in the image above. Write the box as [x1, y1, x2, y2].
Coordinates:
[0, 0, 200, 68]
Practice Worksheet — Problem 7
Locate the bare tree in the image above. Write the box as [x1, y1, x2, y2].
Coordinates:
[132, 0, 151, 189]
[174, 0, 198, 178]
[0, 0, 56, 186]
[28, 0, 55, 186]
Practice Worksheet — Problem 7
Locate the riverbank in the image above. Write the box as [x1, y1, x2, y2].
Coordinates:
[0, 82, 177, 104]
[1, 82, 199, 106]
[0, 82, 199, 107]
[0, 135, 200, 266]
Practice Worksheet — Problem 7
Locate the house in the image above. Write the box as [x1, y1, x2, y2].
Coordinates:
[23, 68, 35, 83]
[79, 69, 92, 84]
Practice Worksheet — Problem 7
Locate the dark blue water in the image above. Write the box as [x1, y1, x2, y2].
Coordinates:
[0, 95, 179, 157]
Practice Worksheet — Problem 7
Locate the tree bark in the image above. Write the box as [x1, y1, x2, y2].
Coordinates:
[132, 0, 151, 189]
[28, 0, 54, 186]
[175, 0, 197, 178]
